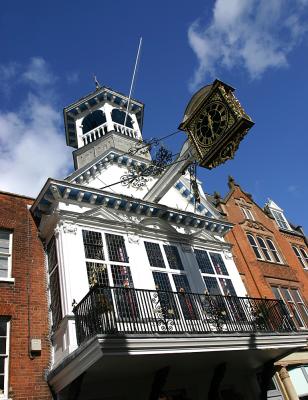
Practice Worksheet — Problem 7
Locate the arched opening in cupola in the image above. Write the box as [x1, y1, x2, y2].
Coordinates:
[82, 110, 107, 134]
[111, 109, 134, 129]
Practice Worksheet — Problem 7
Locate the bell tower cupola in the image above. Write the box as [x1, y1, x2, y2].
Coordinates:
[63, 86, 149, 169]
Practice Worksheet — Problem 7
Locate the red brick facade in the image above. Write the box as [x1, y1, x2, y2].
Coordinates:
[0, 191, 51, 399]
[216, 179, 308, 323]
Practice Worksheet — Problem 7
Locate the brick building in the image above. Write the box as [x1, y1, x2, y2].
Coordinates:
[0, 191, 51, 400]
[215, 176, 308, 399]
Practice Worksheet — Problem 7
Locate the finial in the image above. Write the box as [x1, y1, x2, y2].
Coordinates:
[93, 74, 101, 90]
[228, 175, 235, 189]
[214, 191, 221, 201]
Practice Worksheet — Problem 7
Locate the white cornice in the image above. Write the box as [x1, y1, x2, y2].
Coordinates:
[48, 332, 308, 393]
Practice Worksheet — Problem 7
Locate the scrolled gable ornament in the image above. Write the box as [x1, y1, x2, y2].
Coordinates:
[179, 79, 254, 169]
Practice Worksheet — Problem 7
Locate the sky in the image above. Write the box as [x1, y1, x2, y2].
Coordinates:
[0, 0, 307, 232]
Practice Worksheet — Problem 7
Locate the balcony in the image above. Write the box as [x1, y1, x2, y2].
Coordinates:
[81, 122, 138, 146]
[73, 285, 296, 345]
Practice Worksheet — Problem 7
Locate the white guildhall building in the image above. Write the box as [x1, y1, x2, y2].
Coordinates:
[30, 85, 307, 400]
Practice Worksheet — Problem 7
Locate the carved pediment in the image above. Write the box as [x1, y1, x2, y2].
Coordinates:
[241, 219, 273, 234]
[139, 217, 178, 233]
[81, 206, 133, 223]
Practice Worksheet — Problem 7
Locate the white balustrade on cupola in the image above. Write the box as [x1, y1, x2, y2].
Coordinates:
[82, 122, 109, 145]
[113, 122, 138, 139]
[81, 121, 139, 146]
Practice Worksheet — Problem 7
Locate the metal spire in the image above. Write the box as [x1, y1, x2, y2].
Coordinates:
[124, 37, 142, 127]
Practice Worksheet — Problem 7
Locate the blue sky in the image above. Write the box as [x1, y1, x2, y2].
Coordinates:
[0, 0, 307, 232]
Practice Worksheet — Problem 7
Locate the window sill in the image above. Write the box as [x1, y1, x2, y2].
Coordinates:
[256, 259, 288, 267]
[0, 277, 15, 284]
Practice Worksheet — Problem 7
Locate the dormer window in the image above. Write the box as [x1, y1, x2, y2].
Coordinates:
[265, 199, 291, 231]
[82, 110, 107, 134]
[271, 210, 290, 230]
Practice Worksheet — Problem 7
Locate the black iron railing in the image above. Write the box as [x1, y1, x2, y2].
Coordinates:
[73, 285, 296, 345]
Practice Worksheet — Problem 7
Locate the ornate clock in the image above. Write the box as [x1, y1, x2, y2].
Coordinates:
[179, 79, 254, 169]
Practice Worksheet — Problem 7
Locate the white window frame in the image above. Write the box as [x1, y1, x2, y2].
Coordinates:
[247, 233, 283, 264]
[240, 207, 254, 221]
[143, 239, 189, 293]
[292, 245, 308, 269]
[266, 238, 283, 264]
[0, 318, 10, 400]
[0, 230, 13, 282]
[194, 248, 236, 296]
[247, 234, 263, 260]
[82, 229, 133, 289]
[300, 248, 308, 267]
[271, 210, 291, 230]
[256, 236, 273, 262]
[271, 286, 307, 329]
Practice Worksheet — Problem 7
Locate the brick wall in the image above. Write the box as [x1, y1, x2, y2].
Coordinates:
[219, 183, 308, 303]
[0, 191, 51, 399]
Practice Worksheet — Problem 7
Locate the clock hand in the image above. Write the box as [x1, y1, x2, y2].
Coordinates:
[207, 114, 214, 136]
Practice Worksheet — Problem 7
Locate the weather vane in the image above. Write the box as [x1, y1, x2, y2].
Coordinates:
[93, 74, 101, 90]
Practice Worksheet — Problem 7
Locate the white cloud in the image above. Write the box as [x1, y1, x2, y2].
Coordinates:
[0, 59, 72, 197]
[22, 57, 57, 87]
[188, 0, 308, 89]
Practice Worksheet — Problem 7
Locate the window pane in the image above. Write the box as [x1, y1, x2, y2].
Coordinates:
[247, 209, 254, 220]
[293, 246, 306, 268]
[47, 237, 58, 272]
[203, 276, 221, 295]
[0, 257, 8, 277]
[0, 374, 4, 392]
[271, 286, 282, 300]
[86, 262, 109, 286]
[289, 368, 308, 396]
[256, 237, 272, 261]
[247, 234, 262, 259]
[0, 321, 7, 337]
[209, 253, 228, 275]
[144, 242, 166, 268]
[300, 248, 308, 265]
[163, 245, 183, 270]
[106, 234, 128, 263]
[0, 357, 4, 373]
[0, 231, 9, 254]
[281, 288, 304, 327]
[272, 210, 289, 229]
[219, 278, 236, 296]
[49, 267, 63, 330]
[0, 338, 6, 355]
[153, 271, 172, 291]
[82, 230, 104, 260]
[152, 272, 178, 319]
[266, 239, 281, 263]
[291, 289, 302, 303]
[173, 275, 198, 320]
[172, 274, 191, 292]
[111, 265, 134, 287]
[281, 288, 292, 301]
[195, 250, 214, 274]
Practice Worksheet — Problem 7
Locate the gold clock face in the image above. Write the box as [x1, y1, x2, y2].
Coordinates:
[195, 101, 228, 147]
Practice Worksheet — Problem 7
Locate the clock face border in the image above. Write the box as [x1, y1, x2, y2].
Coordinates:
[179, 79, 254, 170]
[194, 100, 229, 148]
